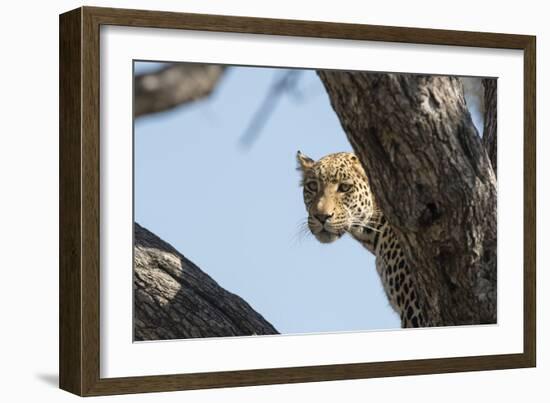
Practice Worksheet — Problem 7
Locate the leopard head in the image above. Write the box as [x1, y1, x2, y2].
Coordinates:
[297, 151, 378, 244]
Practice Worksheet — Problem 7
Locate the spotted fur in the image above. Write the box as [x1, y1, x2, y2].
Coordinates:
[297, 151, 426, 328]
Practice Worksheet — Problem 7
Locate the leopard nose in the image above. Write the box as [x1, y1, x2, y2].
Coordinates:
[314, 213, 333, 223]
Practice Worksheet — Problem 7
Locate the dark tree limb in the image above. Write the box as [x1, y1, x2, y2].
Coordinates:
[134, 223, 278, 341]
[482, 78, 498, 176]
[134, 64, 225, 118]
[318, 71, 497, 326]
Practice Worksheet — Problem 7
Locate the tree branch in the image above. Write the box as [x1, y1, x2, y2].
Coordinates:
[239, 70, 301, 148]
[134, 223, 278, 340]
[318, 71, 497, 326]
[134, 64, 225, 118]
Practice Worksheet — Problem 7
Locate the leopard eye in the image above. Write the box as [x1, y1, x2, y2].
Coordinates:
[305, 181, 318, 192]
[338, 183, 352, 192]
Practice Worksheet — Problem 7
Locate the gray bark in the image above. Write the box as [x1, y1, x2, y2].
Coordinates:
[134, 223, 278, 341]
[318, 71, 497, 326]
[482, 78, 498, 176]
[134, 64, 225, 118]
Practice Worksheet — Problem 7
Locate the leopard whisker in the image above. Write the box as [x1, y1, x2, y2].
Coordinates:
[343, 205, 384, 233]
[292, 218, 313, 245]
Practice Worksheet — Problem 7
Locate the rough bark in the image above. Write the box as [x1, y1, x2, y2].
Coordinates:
[318, 71, 497, 326]
[134, 223, 278, 341]
[482, 78, 498, 176]
[134, 64, 225, 118]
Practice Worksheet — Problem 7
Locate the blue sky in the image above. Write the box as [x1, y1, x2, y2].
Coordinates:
[134, 62, 484, 336]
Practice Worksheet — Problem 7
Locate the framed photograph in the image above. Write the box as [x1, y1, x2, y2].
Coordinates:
[59, 6, 536, 396]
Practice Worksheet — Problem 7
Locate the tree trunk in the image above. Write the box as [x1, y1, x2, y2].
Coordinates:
[318, 72, 497, 326]
[134, 223, 278, 341]
[482, 78, 498, 176]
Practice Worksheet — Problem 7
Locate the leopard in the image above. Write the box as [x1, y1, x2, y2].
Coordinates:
[296, 150, 426, 328]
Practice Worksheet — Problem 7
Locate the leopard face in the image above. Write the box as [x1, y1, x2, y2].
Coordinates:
[296, 151, 378, 244]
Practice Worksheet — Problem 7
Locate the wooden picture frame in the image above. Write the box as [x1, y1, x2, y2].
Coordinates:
[59, 6, 536, 396]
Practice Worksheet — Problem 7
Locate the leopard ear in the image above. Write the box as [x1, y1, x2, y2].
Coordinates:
[296, 150, 315, 172]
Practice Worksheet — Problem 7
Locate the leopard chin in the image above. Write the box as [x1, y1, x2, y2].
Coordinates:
[314, 229, 342, 244]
